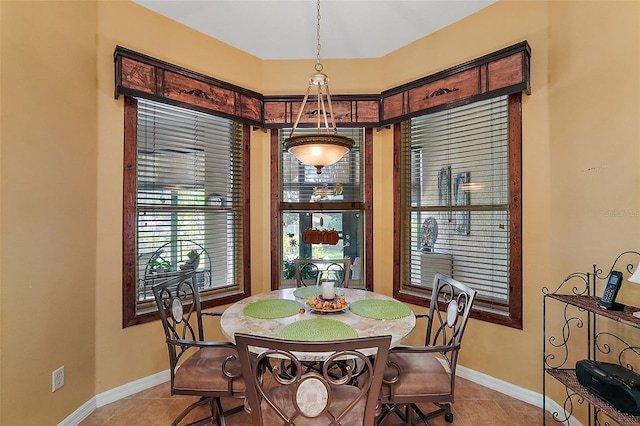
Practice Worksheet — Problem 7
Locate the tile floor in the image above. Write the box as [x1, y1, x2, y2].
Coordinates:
[79, 377, 557, 425]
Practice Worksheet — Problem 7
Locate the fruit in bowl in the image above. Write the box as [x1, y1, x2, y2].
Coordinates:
[305, 294, 349, 311]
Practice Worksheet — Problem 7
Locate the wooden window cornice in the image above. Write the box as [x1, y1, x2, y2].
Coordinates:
[114, 41, 531, 128]
[380, 41, 531, 126]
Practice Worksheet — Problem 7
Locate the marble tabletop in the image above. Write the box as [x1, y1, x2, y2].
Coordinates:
[220, 288, 416, 352]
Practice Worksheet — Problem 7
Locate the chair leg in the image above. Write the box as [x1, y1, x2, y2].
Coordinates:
[213, 397, 224, 426]
[376, 403, 438, 426]
[215, 398, 246, 426]
[172, 396, 214, 426]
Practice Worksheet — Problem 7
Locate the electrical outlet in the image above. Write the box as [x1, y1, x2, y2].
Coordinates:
[52, 366, 64, 392]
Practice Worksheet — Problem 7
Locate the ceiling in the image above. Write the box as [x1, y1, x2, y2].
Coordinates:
[132, 0, 497, 60]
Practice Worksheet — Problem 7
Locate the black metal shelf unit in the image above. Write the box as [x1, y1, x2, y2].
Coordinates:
[542, 251, 640, 425]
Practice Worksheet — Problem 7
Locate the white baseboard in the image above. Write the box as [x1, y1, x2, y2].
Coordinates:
[60, 365, 582, 426]
[456, 364, 584, 426]
[58, 370, 170, 426]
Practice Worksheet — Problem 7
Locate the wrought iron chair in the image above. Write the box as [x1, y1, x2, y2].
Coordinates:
[294, 258, 352, 288]
[377, 273, 477, 425]
[235, 333, 391, 426]
[152, 272, 245, 426]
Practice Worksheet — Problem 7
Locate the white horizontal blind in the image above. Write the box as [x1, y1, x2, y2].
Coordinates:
[404, 96, 510, 313]
[281, 128, 363, 203]
[135, 98, 244, 303]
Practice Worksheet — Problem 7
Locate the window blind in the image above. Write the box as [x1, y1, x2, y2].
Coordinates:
[403, 96, 510, 313]
[280, 128, 363, 203]
[135, 98, 244, 302]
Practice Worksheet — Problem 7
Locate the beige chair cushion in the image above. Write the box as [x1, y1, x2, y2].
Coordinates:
[261, 383, 366, 425]
[380, 352, 451, 399]
[174, 346, 245, 394]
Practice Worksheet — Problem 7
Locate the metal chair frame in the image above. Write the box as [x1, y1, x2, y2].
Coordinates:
[378, 273, 477, 425]
[294, 258, 352, 288]
[152, 272, 244, 426]
[236, 333, 391, 426]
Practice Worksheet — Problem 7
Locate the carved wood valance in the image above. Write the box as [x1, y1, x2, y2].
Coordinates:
[114, 41, 530, 128]
[263, 94, 380, 129]
[379, 41, 531, 126]
[114, 46, 263, 127]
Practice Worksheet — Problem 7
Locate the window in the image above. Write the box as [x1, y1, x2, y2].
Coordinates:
[394, 93, 522, 328]
[277, 127, 372, 290]
[123, 97, 250, 327]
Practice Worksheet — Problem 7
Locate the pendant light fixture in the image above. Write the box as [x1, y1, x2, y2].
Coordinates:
[283, 0, 354, 174]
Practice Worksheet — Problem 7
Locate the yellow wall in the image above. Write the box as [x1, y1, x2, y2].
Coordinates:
[1, 0, 639, 424]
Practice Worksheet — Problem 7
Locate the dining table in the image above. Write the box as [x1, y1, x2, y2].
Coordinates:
[220, 287, 416, 360]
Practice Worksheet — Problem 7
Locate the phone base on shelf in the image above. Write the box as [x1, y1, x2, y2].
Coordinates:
[597, 301, 625, 311]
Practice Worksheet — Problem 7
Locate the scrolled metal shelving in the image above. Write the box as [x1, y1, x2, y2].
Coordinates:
[543, 251, 640, 426]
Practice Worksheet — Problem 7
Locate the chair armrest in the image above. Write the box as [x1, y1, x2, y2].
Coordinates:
[389, 343, 460, 354]
[202, 311, 224, 317]
[170, 338, 237, 350]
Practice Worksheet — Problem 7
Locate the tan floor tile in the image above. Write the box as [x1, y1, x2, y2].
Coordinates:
[453, 400, 514, 425]
[80, 378, 548, 425]
[78, 400, 128, 425]
[497, 399, 548, 426]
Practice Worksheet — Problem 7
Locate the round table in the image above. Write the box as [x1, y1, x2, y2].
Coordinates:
[220, 288, 416, 351]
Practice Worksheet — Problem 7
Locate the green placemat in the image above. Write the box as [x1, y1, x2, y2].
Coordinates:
[243, 299, 303, 319]
[349, 299, 412, 320]
[278, 319, 358, 341]
[293, 287, 321, 299]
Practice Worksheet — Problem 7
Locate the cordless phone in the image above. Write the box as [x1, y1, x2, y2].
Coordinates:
[597, 270, 624, 310]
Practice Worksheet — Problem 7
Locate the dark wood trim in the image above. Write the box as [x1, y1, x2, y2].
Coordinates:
[263, 94, 380, 129]
[114, 46, 263, 127]
[392, 123, 402, 298]
[364, 128, 374, 291]
[271, 128, 374, 291]
[122, 97, 140, 327]
[279, 202, 365, 211]
[379, 41, 531, 126]
[270, 129, 280, 291]
[507, 92, 523, 329]
[115, 41, 530, 130]
[242, 123, 252, 298]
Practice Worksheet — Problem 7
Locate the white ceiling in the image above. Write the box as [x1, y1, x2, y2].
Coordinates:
[132, 0, 497, 60]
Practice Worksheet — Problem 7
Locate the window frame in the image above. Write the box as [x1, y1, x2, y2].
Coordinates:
[122, 96, 251, 328]
[393, 93, 522, 329]
[270, 128, 374, 291]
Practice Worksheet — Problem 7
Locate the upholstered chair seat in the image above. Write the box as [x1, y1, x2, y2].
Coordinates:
[380, 352, 451, 400]
[173, 346, 245, 394]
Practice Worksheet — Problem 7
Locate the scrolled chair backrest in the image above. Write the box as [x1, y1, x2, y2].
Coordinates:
[294, 258, 352, 288]
[235, 333, 391, 426]
[152, 272, 204, 360]
[424, 273, 477, 366]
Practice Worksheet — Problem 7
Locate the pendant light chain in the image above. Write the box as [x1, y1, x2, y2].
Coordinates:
[282, 0, 354, 174]
[316, 0, 323, 72]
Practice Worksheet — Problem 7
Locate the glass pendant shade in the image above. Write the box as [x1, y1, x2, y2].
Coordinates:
[285, 134, 353, 174]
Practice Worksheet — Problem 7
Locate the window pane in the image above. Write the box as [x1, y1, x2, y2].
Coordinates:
[280, 128, 366, 289]
[135, 99, 244, 308]
[281, 210, 364, 288]
[403, 96, 512, 315]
